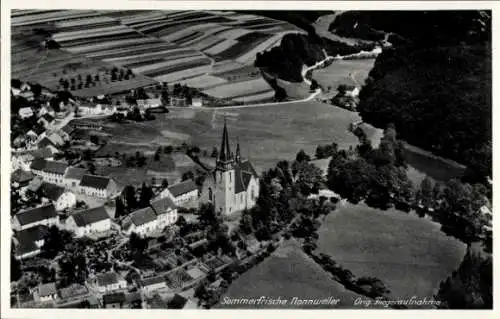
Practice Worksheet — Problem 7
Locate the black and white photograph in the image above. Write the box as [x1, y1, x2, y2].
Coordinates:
[2, 1, 494, 314]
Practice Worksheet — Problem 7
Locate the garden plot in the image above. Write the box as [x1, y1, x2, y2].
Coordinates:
[11, 10, 101, 26]
[202, 77, 272, 99]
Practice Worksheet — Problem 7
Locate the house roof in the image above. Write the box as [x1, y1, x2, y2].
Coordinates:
[38, 137, 58, 149]
[33, 125, 46, 136]
[96, 271, 120, 287]
[103, 292, 126, 305]
[64, 167, 87, 181]
[142, 275, 166, 287]
[42, 113, 55, 123]
[80, 175, 111, 189]
[27, 176, 44, 192]
[61, 125, 74, 135]
[168, 180, 197, 197]
[15, 225, 49, 244]
[71, 206, 109, 227]
[40, 182, 67, 201]
[15, 204, 57, 226]
[234, 160, 258, 194]
[16, 239, 39, 256]
[30, 147, 54, 159]
[150, 196, 176, 216]
[12, 169, 34, 184]
[19, 107, 33, 113]
[59, 284, 88, 299]
[38, 282, 57, 297]
[42, 160, 67, 175]
[130, 207, 157, 226]
[30, 158, 47, 171]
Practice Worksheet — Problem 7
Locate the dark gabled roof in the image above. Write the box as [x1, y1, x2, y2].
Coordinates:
[15, 204, 57, 226]
[16, 239, 39, 255]
[167, 180, 197, 197]
[43, 160, 67, 175]
[142, 275, 166, 287]
[80, 175, 111, 189]
[42, 113, 55, 123]
[15, 225, 49, 244]
[30, 147, 54, 159]
[239, 160, 258, 177]
[38, 137, 57, 149]
[38, 282, 57, 297]
[59, 284, 88, 299]
[130, 207, 157, 226]
[150, 196, 176, 216]
[32, 125, 46, 136]
[12, 169, 34, 184]
[96, 271, 120, 287]
[71, 206, 109, 227]
[61, 125, 74, 135]
[40, 182, 67, 201]
[103, 292, 126, 305]
[30, 158, 47, 171]
[64, 167, 87, 181]
[234, 160, 258, 194]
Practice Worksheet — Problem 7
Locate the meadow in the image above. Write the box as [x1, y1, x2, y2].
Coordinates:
[316, 202, 467, 304]
[217, 240, 366, 309]
[312, 58, 376, 90]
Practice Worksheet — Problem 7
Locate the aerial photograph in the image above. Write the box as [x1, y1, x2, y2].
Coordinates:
[8, 9, 492, 310]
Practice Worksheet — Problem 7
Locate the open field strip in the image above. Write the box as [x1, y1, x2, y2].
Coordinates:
[142, 58, 211, 78]
[171, 74, 228, 89]
[129, 56, 205, 74]
[54, 16, 118, 29]
[179, 26, 232, 47]
[213, 28, 257, 41]
[159, 23, 221, 42]
[52, 25, 136, 42]
[204, 39, 240, 55]
[202, 77, 272, 99]
[83, 43, 177, 59]
[62, 38, 158, 54]
[211, 61, 247, 74]
[236, 31, 302, 64]
[152, 64, 213, 83]
[118, 51, 202, 68]
[70, 77, 158, 97]
[115, 11, 169, 25]
[190, 36, 227, 51]
[11, 10, 100, 26]
[100, 47, 196, 63]
[213, 32, 274, 62]
[232, 91, 275, 102]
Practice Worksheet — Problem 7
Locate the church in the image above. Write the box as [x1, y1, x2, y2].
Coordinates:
[201, 120, 260, 216]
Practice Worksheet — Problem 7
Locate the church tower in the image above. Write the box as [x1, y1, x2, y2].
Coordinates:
[214, 119, 236, 215]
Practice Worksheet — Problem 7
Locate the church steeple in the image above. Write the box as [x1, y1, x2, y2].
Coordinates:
[217, 118, 233, 170]
[235, 137, 241, 162]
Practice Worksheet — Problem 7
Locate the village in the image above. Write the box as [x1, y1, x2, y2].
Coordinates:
[10, 79, 290, 309]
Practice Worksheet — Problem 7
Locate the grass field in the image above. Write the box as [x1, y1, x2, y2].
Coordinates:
[217, 240, 366, 309]
[316, 202, 467, 304]
[312, 59, 376, 90]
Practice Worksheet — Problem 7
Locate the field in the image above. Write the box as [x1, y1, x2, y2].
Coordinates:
[217, 240, 365, 309]
[312, 59, 376, 91]
[11, 10, 305, 102]
[316, 202, 467, 304]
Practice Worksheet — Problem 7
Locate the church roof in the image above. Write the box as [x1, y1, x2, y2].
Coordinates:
[168, 180, 197, 197]
[218, 119, 232, 163]
[234, 160, 258, 194]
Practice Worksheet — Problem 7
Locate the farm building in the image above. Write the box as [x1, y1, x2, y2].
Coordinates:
[150, 196, 178, 228]
[12, 204, 58, 231]
[137, 98, 162, 109]
[158, 179, 198, 207]
[39, 182, 77, 211]
[37, 137, 61, 154]
[12, 225, 49, 260]
[122, 207, 159, 237]
[58, 284, 89, 301]
[30, 159, 68, 185]
[34, 282, 58, 303]
[142, 276, 168, 294]
[18, 107, 34, 118]
[103, 292, 126, 308]
[63, 167, 87, 189]
[11, 169, 34, 188]
[79, 174, 119, 198]
[65, 206, 111, 238]
[171, 97, 186, 107]
[38, 113, 56, 129]
[94, 271, 127, 293]
[191, 97, 203, 107]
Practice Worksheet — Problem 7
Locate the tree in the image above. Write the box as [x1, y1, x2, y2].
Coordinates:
[115, 197, 126, 218]
[161, 179, 169, 188]
[295, 149, 311, 163]
[123, 185, 137, 211]
[163, 145, 173, 154]
[154, 148, 161, 161]
[11, 247, 22, 281]
[417, 177, 434, 208]
[210, 147, 218, 158]
[182, 171, 195, 181]
[138, 182, 154, 208]
[239, 210, 254, 235]
[42, 226, 73, 259]
[295, 161, 323, 196]
[327, 158, 376, 204]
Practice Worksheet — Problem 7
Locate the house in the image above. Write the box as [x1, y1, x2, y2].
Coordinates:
[95, 271, 127, 293]
[18, 107, 34, 118]
[63, 167, 87, 189]
[103, 292, 126, 308]
[137, 98, 162, 109]
[12, 204, 58, 231]
[37, 137, 60, 154]
[79, 174, 119, 198]
[65, 206, 111, 238]
[47, 132, 66, 146]
[40, 183, 76, 211]
[30, 159, 68, 185]
[159, 180, 198, 207]
[11, 169, 34, 188]
[150, 196, 178, 228]
[26, 126, 46, 145]
[142, 276, 167, 294]
[30, 147, 56, 160]
[59, 284, 89, 301]
[26, 176, 44, 194]
[171, 97, 186, 107]
[191, 97, 203, 107]
[12, 225, 49, 260]
[38, 113, 56, 129]
[61, 124, 74, 136]
[122, 207, 159, 237]
[34, 282, 58, 303]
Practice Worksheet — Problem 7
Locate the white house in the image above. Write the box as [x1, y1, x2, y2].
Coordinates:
[12, 204, 58, 231]
[37, 137, 61, 155]
[18, 107, 34, 119]
[142, 276, 167, 294]
[79, 174, 119, 198]
[95, 271, 127, 293]
[65, 206, 111, 238]
[159, 180, 198, 207]
[122, 207, 159, 237]
[63, 167, 87, 189]
[137, 98, 162, 109]
[191, 97, 203, 108]
[150, 196, 178, 227]
[40, 183, 77, 211]
[34, 282, 58, 303]
[30, 159, 68, 186]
